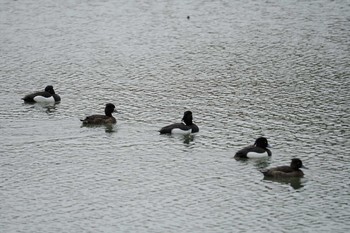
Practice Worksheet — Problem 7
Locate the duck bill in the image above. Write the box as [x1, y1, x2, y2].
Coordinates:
[301, 165, 308, 169]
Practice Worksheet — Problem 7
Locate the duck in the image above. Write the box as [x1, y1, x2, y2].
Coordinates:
[159, 111, 199, 134]
[261, 158, 307, 178]
[234, 137, 271, 159]
[81, 103, 117, 125]
[22, 85, 61, 103]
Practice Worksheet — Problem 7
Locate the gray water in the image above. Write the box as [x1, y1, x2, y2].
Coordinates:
[1, 0, 350, 232]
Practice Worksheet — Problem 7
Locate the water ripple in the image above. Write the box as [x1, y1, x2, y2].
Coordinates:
[1, 0, 350, 232]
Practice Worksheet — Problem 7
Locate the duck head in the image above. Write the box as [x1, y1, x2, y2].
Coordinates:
[105, 103, 116, 116]
[254, 137, 270, 149]
[45, 85, 56, 95]
[290, 158, 307, 170]
[182, 111, 193, 125]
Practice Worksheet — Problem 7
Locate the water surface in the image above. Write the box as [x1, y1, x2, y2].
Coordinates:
[1, 0, 350, 232]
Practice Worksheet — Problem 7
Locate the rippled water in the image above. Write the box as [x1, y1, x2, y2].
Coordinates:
[1, 0, 350, 232]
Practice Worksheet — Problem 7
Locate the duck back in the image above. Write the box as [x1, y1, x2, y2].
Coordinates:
[81, 115, 116, 124]
[159, 123, 198, 134]
[261, 165, 304, 178]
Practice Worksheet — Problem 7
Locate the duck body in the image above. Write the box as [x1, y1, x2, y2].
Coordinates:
[22, 85, 61, 103]
[261, 158, 306, 178]
[159, 111, 199, 134]
[81, 103, 117, 125]
[81, 114, 116, 124]
[234, 137, 271, 159]
[159, 122, 198, 134]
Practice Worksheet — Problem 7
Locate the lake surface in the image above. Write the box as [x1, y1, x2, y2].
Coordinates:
[1, 0, 349, 232]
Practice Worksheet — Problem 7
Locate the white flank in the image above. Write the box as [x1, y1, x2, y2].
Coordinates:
[171, 128, 192, 134]
[33, 96, 55, 103]
[247, 151, 269, 158]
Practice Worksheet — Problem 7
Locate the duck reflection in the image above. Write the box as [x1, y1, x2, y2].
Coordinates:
[81, 123, 117, 133]
[44, 104, 58, 114]
[263, 176, 304, 190]
[104, 124, 117, 133]
[162, 132, 195, 145]
[234, 156, 272, 169]
[183, 133, 195, 144]
[24, 102, 58, 114]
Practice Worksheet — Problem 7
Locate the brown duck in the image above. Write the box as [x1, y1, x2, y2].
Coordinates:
[81, 103, 117, 125]
[261, 158, 307, 178]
